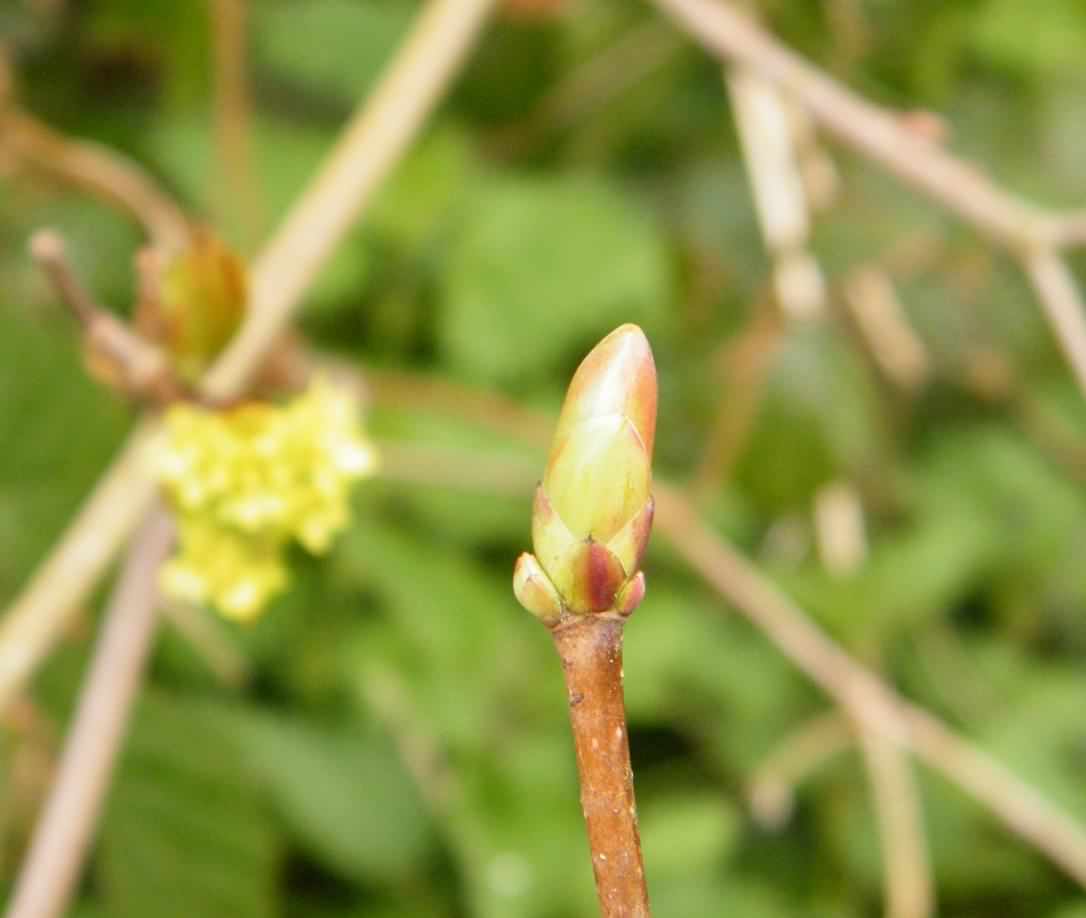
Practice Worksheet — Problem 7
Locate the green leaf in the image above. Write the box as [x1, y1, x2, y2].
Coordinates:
[99, 693, 280, 918]
[0, 301, 129, 606]
[253, 0, 413, 101]
[231, 713, 432, 884]
[970, 0, 1086, 75]
[640, 789, 740, 880]
[737, 323, 882, 511]
[440, 173, 671, 383]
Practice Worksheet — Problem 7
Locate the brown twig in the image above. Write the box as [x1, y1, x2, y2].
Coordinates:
[0, 108, 189, 251]
[550, 615, 650, 918]
[5, 509, 174, 918]
[29, 230, 190, 404]
[211, 0, 260, 248]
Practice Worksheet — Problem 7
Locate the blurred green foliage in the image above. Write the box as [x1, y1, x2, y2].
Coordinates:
[3, 1, 1086, 915]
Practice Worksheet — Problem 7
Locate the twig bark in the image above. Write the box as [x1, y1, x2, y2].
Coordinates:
[551, 615, 650, 918]
[5, 509, 174, 918]
[0, 0, 496, 712]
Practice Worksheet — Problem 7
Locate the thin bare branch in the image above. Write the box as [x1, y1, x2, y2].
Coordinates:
[651, 0, 1086, 252]
[843, 267, 930, 392]
[6, 509, 174, 918]
[858, 727, 934, 918]
[0, 426, 161, 714]
[652, 0, 1086, 406]
[0, 108, 189, 250]
[29, 230, 190, 403]
[652, 484, 1086, 890]
[489, 21, 681, 157]
[202, 0, 499, 401]
[1022, 249, 1086, 397]
[160, 600, 250, 688]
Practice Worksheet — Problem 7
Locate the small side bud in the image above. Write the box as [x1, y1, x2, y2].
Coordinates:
[513, 553, 564, 626]
[615, 572, 646, 618]
[136, 232, 248, 383]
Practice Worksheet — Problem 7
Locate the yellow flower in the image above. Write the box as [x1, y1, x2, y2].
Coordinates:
[156, 378, 377, 620]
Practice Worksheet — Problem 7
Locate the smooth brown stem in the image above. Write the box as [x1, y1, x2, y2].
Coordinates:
[550, 615, 650, 918]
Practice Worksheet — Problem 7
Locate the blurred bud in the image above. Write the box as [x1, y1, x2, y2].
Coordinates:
[514, 324, 657, 621]
[136, 232, 247, 383]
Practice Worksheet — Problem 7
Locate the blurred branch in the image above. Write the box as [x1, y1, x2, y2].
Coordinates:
[690, 306, 781, 498]
[202, 0, 498, 401]
[6, 509, 174, 918]
[488, 21, 681, 157]
[1022, 249, 1086, 396]
[30, 230, 191, 404]
[652, 485, 1086, 890]
[0, 427, 161, 714]
[0, 0, 496, 712]
[160, 600, 250, 688]
[364, 365, 551, 448]
[651, 0, 1086, 252]
[859, 726, 934, 918]
[726, 67, 827, 320]
[843, 267, 930, 392]
[0, 107, 189, 250]
[748, 710, 851, 827]
[211, 0, 260, 248]
[723, 65, 933, 915]
[376, 440, 540, 497]
[651, 0, 1086, 400]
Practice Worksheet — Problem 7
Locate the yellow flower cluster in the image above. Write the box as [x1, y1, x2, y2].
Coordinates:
[156, 379, 377, 620]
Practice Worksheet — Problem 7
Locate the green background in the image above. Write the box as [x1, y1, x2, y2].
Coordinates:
[3, 1, 1086, 915]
